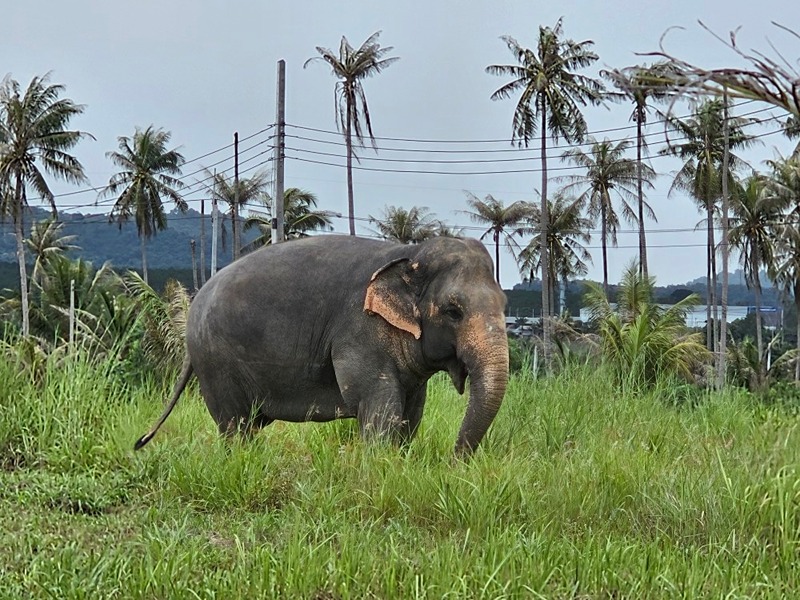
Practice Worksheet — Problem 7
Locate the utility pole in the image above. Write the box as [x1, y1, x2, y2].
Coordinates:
[272, 59, 286, 244]
[211, 196, 219, 277]
[200, 198, 207, 286]
[233, 131, 240, 260]
[190, 239, 198, 291]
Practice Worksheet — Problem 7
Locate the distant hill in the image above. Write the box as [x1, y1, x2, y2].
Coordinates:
[0, 207, 784, 311]
[507, 277, 782, 316]
[0, 205, 263, 279]
[0, 206, 266, 292]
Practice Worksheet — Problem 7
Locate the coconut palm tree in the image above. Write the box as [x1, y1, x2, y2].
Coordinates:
[604, 62, 676, 278]
[763, 155, 800, 380]
[765, 154, 800, 216]
[463, 192, 534, 284]
[559, 138, 655, 296]
[26, 254, 123, 345]
[24, 218, 79, 286]
[785, 116, 800, 156]
[662, 99, 754, 349]
[305, 32, 399, 236]
[100, 126, 186, 285]
[369, 205, 438, 244]
[125, 271, 191, 375]
[517, 192, 592, 315]
[729, 176, 783, 375]
[486, 18, 604, 344]
[0, 73, 91, 336]
[203, 169, 270, 259]
[771, 226, 800, 381]
[243, 187, 333, 251]
[584, 261, 709, 390]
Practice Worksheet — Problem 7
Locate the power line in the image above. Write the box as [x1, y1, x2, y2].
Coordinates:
[283, 113, 786, 173]
[284, 126, 786, 176]
[283, 98, 763, 145]
[50, 135, 275, 212]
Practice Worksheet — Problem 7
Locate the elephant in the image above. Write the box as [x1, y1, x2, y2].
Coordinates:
[134, 234, 509, 456]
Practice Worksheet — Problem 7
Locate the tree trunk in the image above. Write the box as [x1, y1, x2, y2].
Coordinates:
[706, 204, 714, 351]
[601, 196, 609, 297]
[795, 282, 800, 382]
[14, 176, 29, 337]
[717, 90, 730, 388]
[539, 97, 551, 361]
[233, 131, 240, 260]
[494, 231, 501, 284]
[191, 240, 198, 291]
[200, 198, 207, 286]
[755, 282, 764, 383]
[346, 89, 356, 236]
[636, 107, 648, 279]
[141, 235, 149, 286]
[709, 204, 719, 357]
[231, 203, 239, 261]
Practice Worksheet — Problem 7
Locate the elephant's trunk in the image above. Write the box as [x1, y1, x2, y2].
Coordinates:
[454, 313, 509, 456]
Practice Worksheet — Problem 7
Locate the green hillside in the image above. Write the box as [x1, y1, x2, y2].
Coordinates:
[0, 207, 258, 290]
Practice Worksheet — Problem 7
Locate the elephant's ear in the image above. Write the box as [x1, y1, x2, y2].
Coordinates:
[364, 258, 421, 339]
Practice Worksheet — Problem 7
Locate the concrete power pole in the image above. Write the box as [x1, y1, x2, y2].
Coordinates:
[272, 59, 286, 244]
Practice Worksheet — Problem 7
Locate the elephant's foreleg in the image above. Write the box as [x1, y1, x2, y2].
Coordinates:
[356, 393, 405, 442]
[399, 385, 427, 445]
[333, 349, 407, 443]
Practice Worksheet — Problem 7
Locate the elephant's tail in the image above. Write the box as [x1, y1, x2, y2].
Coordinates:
[134, 359, 194, 451]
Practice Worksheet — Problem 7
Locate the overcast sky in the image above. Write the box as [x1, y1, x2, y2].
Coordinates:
[4, 1, 799, 288]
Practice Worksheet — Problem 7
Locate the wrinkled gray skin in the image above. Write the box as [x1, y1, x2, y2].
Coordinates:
[135, 235, 509, 456]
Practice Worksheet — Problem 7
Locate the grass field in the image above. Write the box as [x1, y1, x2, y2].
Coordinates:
[2, 351, 800, 598]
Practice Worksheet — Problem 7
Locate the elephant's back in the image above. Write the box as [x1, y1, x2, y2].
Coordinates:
[186, 236, 404, 361]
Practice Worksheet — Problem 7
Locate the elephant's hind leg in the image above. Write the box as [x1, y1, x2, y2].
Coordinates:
[218, 411, 274, 439]
[199, 371, 270, 440]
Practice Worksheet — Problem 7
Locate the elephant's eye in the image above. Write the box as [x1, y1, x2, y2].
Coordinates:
[443, 305, 464, 322]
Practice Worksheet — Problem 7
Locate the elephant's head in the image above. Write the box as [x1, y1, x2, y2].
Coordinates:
[364, 237, 509, 455]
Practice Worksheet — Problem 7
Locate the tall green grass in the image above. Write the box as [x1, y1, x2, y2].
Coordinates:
[2, 350, 800, 598]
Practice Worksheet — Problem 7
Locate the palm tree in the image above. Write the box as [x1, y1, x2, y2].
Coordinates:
[305, 32, 399, 236]
[203, 169, 270, 259]
[125, 272, 191, 375]
[763, 154, 800, 380]
[584, 261, 709, 390]
[765, 154, 800, 217]
[0, 73, 91, 336]
[662, 99, 754, 350]
[559, 138, 655, 296]
[486, 18, 604, 345]
[24, 218, 79, 285]
[729, 176, 782, 376]
[243, 187, 333, 251]
[604, 62, 675, 278]
[463, 192, 534, 284]
[369, 205, 438, 244]
[26, 254, 122, 345]
[771, 226, 800, 381]
[100, 126, 187, 285]
[785, 116, 800, 156]
[518, 192, 592, 315]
